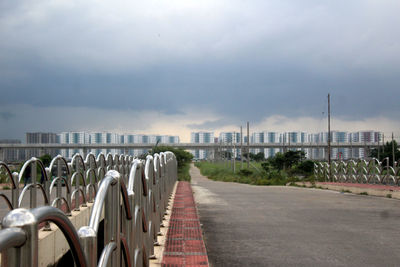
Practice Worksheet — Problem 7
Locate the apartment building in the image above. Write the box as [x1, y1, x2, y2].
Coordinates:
[191, 132, 214, 160]
[252, 131, 281, 158]
[26, 132, 58, 158]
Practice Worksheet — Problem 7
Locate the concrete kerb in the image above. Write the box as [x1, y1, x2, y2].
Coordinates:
[292, 182, 400, 199]
[150, 181, 178, 267]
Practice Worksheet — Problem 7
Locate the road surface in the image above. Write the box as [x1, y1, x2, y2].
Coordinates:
[190, 164, 400, 267]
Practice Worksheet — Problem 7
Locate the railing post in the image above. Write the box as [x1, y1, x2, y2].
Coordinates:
[11, 172, 19, 209]
[2, 208, 39, 267]
[104, 170, 120, 267]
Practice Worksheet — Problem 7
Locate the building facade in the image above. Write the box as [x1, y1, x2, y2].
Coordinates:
[191, 132, 214, 160]
[26, 132, 58, 158]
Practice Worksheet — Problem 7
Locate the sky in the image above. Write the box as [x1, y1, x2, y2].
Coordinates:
[0, 0, 399, 142]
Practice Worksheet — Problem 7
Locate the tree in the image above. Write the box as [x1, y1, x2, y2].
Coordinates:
[39, 154, 52, 166]
[370, 141, 400, 167]
[150, 146, 193, 168]
[254, 152, 265, 162]
[267, 151, 306, 170]
[295, 160, 315, 175]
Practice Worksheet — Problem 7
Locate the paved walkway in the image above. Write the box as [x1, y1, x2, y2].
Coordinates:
[162, 181, 209, 267]
[190, 164, 400, 267]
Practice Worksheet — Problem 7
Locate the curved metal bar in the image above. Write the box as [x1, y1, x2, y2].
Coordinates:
[18, 158, 49, 184]
[36, 183, 49, 205]
[86, 168, 98, 184]
[85, 183, 97, 201]
[51, 197, 71, 215]
[121, 235, 132, 267]
[48, 155, 70, 176]
[0, 162, 17, 189]
[18, 183, 49, 207]
[97, 167, 107, 181]
[85, 153, 97, 169]
[98, 242, 117, 267]
[141, 168, 148, 197]
[106, 153, 114, 168]
[128, 160, 141, 192]
[31, 206, 87, 267]
[49, 177, 70, 195]
[71, 172, 87, 188]
[0, 228, 26, 252]
[0, 193, 14, 210]
[71, 188, 87, 209]
[85, 168, 98, 202]
[142, 209, 148, 233]
[120, 178, 132, 220]
[18, 183, 35, 207]
[96, 153, 106, 168]
[71, 154, 86, 173]
[88, 175, 117, 232]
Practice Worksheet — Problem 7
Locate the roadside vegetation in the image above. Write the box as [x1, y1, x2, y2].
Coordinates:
[150, 146, 193, 181]
[195, 151, 315, 186]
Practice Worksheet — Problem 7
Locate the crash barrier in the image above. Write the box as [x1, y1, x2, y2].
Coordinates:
[314, 157, 400, 185]
[0, 151, 178, 267]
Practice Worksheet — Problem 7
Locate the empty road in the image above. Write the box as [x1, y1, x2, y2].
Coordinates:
[190, 165, 400, 267]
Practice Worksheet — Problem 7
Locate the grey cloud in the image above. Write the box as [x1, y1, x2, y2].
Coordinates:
[0, 111, 15, 121]
[0, 0, 399, 136]
[187, 119, 237, 130]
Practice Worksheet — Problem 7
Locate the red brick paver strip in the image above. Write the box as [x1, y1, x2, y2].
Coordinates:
[162, 181, 209, 267]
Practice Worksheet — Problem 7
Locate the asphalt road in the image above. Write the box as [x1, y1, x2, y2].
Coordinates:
[190, 164, 400, 267]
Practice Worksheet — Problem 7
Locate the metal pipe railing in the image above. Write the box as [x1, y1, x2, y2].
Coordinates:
[1, 206, 87, 267]
[0, 151, 178, 267]
[314, 157, 400, 185]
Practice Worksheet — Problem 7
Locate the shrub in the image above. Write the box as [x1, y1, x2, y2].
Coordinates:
[239, 169, 253, 176]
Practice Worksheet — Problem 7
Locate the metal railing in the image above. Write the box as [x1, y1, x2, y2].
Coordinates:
[0, 151, 177, 267]
[314, 157, 400, 185]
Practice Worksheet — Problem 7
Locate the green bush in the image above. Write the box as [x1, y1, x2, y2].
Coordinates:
[239, 169, 253, 176]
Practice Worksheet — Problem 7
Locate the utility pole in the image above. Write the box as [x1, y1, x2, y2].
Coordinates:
[392, 132, 395, 167]
[247, 121, 250, 169]
[327, 93, 331, 180]
[240, 126, 243, 169]
[377, 134, 380, 159]
[233, 131, 236, 173]
[350, 135, 353, 159]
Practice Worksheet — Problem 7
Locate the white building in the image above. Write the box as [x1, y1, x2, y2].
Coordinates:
[58, 132, 180, 159]
[89, 132, 119, 156]
[219, 132, 241, 158]
[26, 132, 58, 158]
[350, 131, 381, 159]
[59, 132, 90, 158]
[191, 132, 214, 160]
[252, 132, 281, 158]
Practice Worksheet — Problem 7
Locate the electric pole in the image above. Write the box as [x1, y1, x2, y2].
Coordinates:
[240, 126, 243, 169]
[328, 93, 331, 180]
[392, 132, 395, 167]
[247, 121, 250, 169]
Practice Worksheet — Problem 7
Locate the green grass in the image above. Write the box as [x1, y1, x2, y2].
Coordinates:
[195, 161, 296, 186]
[341, 189, 352, 193]
[359, 192, 368, 195]
[178, 163, 191, 181]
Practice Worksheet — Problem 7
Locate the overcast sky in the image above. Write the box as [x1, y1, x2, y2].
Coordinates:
[0, 0, 399, 141]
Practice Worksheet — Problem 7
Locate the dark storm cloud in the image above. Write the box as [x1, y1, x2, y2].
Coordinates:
[0, 0, 400, 134]
[0, 111, 15, 121]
